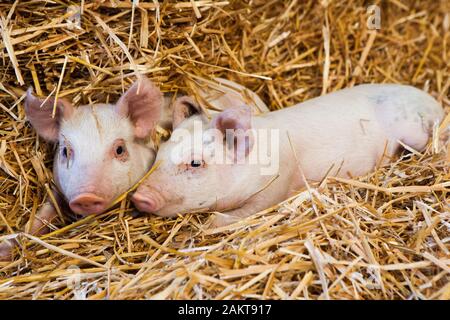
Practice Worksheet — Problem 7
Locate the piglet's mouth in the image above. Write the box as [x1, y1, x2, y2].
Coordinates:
[131, 188, 165, 213]
[69, 193, 108, 215]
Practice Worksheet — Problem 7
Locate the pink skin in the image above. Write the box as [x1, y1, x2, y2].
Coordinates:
[132, 84, 444, 227]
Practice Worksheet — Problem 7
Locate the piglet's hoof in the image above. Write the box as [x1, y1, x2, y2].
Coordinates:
[210, 213, 240, 228]
[0, 240, 14, 262]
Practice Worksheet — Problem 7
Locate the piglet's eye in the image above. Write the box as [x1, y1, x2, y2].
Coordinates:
[62, 147, 68, 158]
[190, 160, 204, 168]
[113, 139, 129, 161]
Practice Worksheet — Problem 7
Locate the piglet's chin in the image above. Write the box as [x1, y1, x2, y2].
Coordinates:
[69, 193, 107, 216]
[131, 189, 165, 214]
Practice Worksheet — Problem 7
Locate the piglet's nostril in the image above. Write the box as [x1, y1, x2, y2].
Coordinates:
[69, 193, 107, 215]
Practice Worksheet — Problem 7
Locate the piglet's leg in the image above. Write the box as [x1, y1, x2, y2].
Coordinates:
[29, 202, 59, 235]
[0, 202, 58, 261]
[211, 190, 286, 227]
[211, 213, 240, 227]
[0, 239, 15, 261]
[211, 206, 258, 227]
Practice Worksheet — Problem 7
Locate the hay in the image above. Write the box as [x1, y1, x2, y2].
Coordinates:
[0, 0, 449, 300]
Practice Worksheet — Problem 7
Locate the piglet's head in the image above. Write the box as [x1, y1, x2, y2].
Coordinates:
[25, 77, 162, 216]
[132, 97, 255, 217]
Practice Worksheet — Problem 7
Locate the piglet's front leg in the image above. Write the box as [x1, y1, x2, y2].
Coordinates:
[0, 239, 15, 262]
[28, 202, 60, 236]
[210, 189, 287, 227]
[0, 202, 59, 262]
[210, 205, 260, 227]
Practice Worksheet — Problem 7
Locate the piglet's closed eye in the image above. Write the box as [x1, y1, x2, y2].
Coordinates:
[24, 88, 74, 142]
[115, 77, 163, 139]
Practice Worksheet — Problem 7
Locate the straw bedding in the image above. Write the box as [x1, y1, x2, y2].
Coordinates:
[0, 0, 449, 299]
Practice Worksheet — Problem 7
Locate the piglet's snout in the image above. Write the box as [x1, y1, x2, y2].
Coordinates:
[132, 188, 165, 213]
[69, 193, 107, 215]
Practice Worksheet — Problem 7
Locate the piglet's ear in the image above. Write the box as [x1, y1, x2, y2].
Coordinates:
[172, 96, 202, 129]
[211, 105, 254, 161]
[116, 76, 163, 139]
[24, 88, 74, 143]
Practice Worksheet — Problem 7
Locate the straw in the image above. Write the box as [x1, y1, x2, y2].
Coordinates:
[0, 0, 448, 300]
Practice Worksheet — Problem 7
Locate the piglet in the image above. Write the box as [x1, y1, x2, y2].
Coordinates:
[0, 77, 161, 261]
[131, 84, 445, 226]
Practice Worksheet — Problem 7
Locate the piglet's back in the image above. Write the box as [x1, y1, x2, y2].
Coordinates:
[273, 83, 443, 148]
[265, 84, 444, 180]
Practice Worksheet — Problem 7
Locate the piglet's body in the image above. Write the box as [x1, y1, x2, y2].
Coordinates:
[132, 84, 444, 226]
